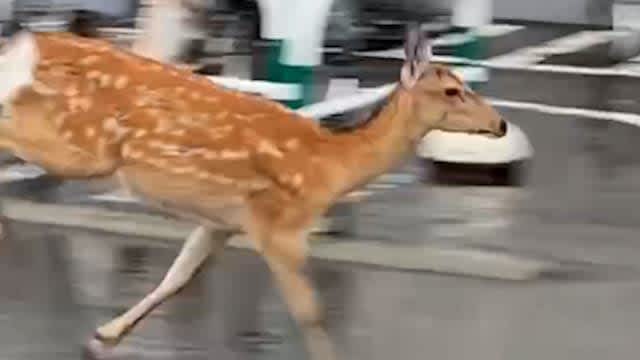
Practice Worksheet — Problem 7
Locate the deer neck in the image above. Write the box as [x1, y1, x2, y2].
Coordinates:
[324, 88, 433, 194]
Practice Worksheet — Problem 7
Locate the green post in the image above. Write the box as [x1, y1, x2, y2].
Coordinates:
[450, 0, 492, 91]
[278, 61, 314, 109]
[265, 39, 284, 82]
[257, 0, 334, 109]
[451, 30, 489, 91]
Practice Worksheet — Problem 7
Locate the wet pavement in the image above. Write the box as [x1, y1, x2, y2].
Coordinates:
[2, 220, 640, 360]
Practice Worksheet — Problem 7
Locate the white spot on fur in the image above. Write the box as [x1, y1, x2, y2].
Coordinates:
[148, 140, 165, 149]
[86, 70, 101, 80]
[220, 149, 249, 160]
[99, 74, 112, 88]
[32, 81, 58, 96]
[114, 75, 129, 89]
[68, 96, 92, 112]
[103, 117, 118, 131]
[210, 174, 234, 185]
[103, 117, 130, 139]
[257, 140, 283, 158]
[208, 124, 233, 139]
[185, 148, 207, 156]
[172, 165, 197, 174]
[64, 86, 79, 97]
[214, 111, 228, 121]
[79, 55, 101, 66]
[147, 157, 168, 168]
[291, 173, 303, 187]
[284, 138, 300, 150]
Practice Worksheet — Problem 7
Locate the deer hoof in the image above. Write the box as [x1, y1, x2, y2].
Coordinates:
[82, 337, 115, 360]
[94, 320, 127, 346]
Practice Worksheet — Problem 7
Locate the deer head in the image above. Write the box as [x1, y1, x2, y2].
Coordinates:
[399, 24, 507, 138]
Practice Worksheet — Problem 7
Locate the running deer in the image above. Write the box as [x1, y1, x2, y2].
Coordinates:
[0, 26, 506, 360]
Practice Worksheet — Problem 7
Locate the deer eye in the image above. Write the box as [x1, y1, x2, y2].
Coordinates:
[445, 88, 460, 97]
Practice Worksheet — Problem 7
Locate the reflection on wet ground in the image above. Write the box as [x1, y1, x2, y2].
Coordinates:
[2, 221, 640, 360]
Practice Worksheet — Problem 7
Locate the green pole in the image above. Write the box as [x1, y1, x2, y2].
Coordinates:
[260, 0, 334, 109]
[450, 0, 492, 91]
[451, 30, 489, 91]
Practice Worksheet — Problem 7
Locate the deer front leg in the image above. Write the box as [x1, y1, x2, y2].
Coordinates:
[258, 229, 336, 360]
[93, 225, 231, 345]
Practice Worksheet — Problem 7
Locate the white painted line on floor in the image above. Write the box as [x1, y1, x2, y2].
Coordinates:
[613, 61, 640, 73]
[90, 190, 139, 203]
[302, 81, 640, 128]
[474, 24, 525, 37]
[483, 60, 640, 77]
[355, 46, 640, 78]
[488, 98, 640, 127]
[325, 78, 360, 101]
[488, 30, 626, 66]
[0, 164, 46, 183]
[0, 198, 554, 280]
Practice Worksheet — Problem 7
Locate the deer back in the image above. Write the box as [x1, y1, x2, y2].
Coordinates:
[6, 32, 344, 203]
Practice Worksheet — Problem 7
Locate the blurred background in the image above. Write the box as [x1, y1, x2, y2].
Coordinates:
[3, 1, 640, 359]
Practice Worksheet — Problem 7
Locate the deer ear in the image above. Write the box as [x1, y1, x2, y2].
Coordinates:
[403, 23, 432, 63]
[401, 23, 431, 89]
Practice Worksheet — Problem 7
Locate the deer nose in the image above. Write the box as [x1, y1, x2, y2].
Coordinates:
[497, 119, 508, 137]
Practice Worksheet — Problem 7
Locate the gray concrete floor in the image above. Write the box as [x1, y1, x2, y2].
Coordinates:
[1, 221, 640, 360]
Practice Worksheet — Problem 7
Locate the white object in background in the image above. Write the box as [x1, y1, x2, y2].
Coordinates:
[132, 0, 200, 63]
[452, 66, 489, 83]
[256, 0, 289, 40]
[324, 78, 360, 101]
[451, 0, 493, 28]
[206, 76, 302, 100]
[91, 189, 139, 203]
[297, 83, 397, 119]
[417, 121, 534, 164]
[613, 1, 640, 30]
[279, 0, 336, 67]
[0, 0, 12, 22]
[610, 2, 640, 62]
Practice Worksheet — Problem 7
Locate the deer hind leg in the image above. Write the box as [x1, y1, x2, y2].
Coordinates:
[253, 225, 336, 360]
[92, 225, 231, 346]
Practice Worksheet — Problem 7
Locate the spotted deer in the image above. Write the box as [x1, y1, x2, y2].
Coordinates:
[0, 25, 506, 360]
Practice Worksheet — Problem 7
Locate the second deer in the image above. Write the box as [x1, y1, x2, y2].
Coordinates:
[0, 24, 506, 360]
